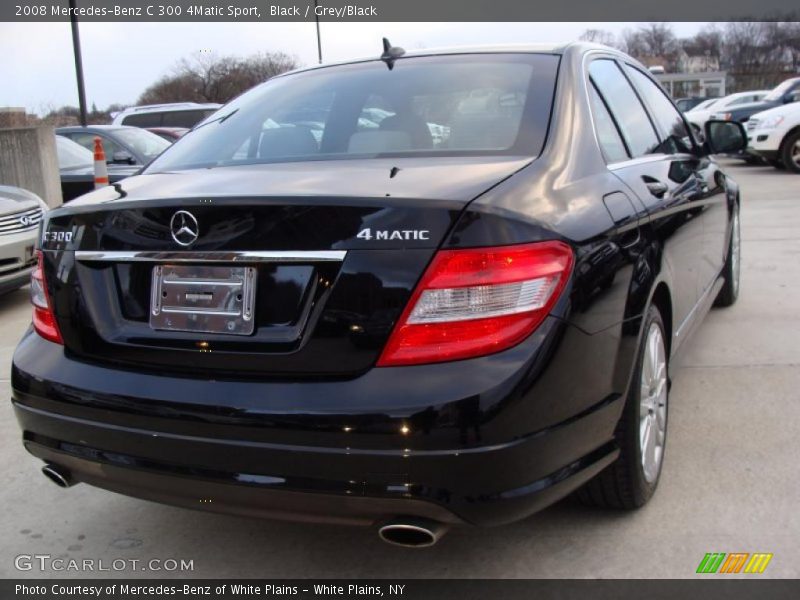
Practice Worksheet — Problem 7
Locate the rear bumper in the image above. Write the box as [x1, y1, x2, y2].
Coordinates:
[16, 403, 617, 526]
[0, 229, 36, 294]
[11, 319, 624, 527]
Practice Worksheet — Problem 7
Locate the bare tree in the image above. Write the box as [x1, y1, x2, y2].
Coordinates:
[721, 22, 795, 91]
[620, 24, 680, 71]
[138, 51, 300, 105]
[638, 23, 679, 59]
[619, 28, 647, 57]
[684, 25, 723, 59]
[579, 29, 617, 47]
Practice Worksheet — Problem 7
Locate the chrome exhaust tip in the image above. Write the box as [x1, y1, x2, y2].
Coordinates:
[378, 517, 447, 548]
[41, 464, 73, 488]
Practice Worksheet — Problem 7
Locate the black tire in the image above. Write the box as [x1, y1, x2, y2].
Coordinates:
[714, 204, 740, 308]
[577, 304, 669, 509]
[780, 130, 800, 174]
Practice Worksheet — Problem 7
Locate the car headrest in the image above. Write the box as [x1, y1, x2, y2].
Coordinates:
[259, 127, 319, 158]
[348, 131, 413, 154]
[379, 114, 433, 149]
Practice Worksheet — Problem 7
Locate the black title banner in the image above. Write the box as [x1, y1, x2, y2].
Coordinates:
[3, 0, 799, 22]
[3, 580, 800, 600]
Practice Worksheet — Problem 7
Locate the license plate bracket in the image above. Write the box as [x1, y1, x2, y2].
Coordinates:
[149, 265, 256, 336]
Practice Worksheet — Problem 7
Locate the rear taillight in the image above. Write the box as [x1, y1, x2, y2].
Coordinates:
[378, 241, 573, 366]
[30, 251, 63, 344]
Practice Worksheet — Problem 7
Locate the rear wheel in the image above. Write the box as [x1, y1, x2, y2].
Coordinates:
[577, 304, 669, 509]
[780, 130, 800, 173]
[714, 205, 740, 307]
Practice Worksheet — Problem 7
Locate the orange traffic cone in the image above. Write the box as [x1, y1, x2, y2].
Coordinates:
[93, 136, 109, 189]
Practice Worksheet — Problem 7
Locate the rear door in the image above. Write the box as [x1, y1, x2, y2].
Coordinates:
[622, 64, 730, 303]
[588, 58, 705, 332]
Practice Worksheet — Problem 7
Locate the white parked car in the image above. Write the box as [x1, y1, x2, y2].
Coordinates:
[0, 185, 47, 295]
[686, 91, 769, 132]
[747, 102, 800, 172]
[111, 102, 221, 129]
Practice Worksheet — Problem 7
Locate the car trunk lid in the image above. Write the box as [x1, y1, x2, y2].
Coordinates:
[41, 157, 531, 377]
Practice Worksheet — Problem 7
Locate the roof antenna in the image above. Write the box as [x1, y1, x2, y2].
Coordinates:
[380, 37, 405, 70]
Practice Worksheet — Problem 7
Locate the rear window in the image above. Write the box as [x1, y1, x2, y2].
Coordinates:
[145, 54, 559, 172]
[55, 135, 93, 169]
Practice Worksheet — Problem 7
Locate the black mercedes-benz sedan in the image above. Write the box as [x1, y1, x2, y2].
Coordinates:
[12, 42, 747, 547]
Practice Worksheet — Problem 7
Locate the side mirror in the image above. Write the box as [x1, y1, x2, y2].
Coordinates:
[111, 150, 135, 165]
[704, 120, 747, 155]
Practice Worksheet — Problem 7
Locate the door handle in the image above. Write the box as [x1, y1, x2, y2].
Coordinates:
[643, 178, 668, 198]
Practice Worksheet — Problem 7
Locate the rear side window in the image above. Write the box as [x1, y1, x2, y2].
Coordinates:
[589, 59, 659, 158]
[624, 65, 693, 154]
[121, 113, 162, 127]
[162, 110, 214, 128]
[588, 83, 629, 163]
[145, 54, 560, 172]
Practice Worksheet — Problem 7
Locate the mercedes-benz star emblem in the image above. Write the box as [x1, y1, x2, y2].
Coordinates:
[170, 210, 199, 246]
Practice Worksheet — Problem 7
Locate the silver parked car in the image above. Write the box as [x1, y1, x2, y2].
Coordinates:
[0, 185, 47, 295]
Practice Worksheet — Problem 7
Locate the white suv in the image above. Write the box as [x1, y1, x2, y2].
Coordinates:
[111, 103, 221, 129]
[747, 102, 800, 172]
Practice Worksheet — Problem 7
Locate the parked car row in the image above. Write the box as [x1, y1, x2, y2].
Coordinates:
[681, 76, 800, 172]
[684, 90, 769, 133]
[40, 70, 800, 211]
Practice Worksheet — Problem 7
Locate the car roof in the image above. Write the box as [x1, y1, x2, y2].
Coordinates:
[274, 41, 602, 79]
[115, 102, 222, 115]
[725, 90, 769, 98]
[145, 127, 189, 132]
[56, 125, 131, 132]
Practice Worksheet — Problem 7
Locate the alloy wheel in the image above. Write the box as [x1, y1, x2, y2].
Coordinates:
[791, 139, 800, 170]
[639, 322, 668, 484]
[731, 210, 741, 296]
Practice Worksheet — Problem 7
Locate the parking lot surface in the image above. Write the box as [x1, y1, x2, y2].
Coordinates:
[0, 161, 798, 578]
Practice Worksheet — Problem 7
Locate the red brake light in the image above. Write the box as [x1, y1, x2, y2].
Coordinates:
[30, 251, 63, 345]
[377, 241, 573, 366]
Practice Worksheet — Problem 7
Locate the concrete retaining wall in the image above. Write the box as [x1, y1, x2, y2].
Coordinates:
[0, 126, 63, 207]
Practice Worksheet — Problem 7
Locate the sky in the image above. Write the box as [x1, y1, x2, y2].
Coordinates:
[0, 21, 708, 115]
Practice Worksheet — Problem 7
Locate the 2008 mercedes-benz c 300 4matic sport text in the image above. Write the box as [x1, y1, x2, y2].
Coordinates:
[12, 42, 747, 547]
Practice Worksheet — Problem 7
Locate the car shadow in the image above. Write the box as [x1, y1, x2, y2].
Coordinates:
[109, 493, 639, 578]
[0, 286, 29, 313]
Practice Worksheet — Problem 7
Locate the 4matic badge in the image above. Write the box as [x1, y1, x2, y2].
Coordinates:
[356, 228, 430, 241]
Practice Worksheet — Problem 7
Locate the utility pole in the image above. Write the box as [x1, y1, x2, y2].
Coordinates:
[313, 0, 322, 63]
[68, 0, 88, 126]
